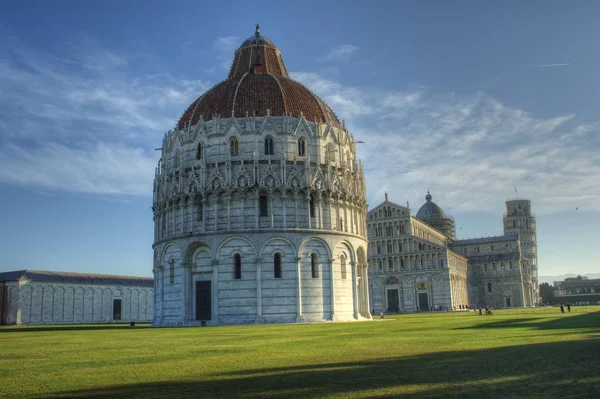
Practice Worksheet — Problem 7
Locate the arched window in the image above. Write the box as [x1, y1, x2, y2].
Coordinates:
[234, 254, 242, 279]
[440, 259, 444, 268]
[400, 258, 404, 269]
[274, 253, 282, 278]
[259, 193, 268, 217]
[230, 137, 239, 156]
[196, 142, 204, 160]
[487, 282, 492, 293]
[340, 255, 347, 279]
[195, 197, 203, 221]
[309, 195, 315, 218]
[311, 253, 319, 278]
[264, 136, 274, 155]
[174, 150, 180, 168]
[327, 143, 335, 163]
[298, 138, 306, 156]
[169, 258, 175, 284]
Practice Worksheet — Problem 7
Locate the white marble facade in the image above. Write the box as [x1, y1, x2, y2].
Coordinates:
[152, 116, 372, 326]
[0, 271, 153, 325]
[368, 195, 538, 313]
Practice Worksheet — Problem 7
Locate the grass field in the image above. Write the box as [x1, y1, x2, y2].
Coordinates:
[1, 307, 599, 398]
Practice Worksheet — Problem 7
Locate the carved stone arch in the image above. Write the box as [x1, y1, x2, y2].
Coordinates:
[183, 241, 213, 264]
[216, 236, 257, 260]
[160, 242, 183, 265]
[385, 276, 400, 285]
[333, 240, 357, 264]
[298, 236, 332, 260]
[259, 237, 297, 258]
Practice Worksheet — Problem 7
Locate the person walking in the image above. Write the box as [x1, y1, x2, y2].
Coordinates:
[560, 304, 565, 313]
[567, 303, 571, 312]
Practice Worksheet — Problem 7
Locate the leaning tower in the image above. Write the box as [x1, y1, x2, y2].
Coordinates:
[503, 199, 538, 304]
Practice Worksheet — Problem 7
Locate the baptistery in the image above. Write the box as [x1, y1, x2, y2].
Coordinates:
[152, 25, 371, 326]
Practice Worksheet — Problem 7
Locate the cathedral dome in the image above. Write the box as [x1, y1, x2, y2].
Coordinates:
[416, 192, 448, 220]
[177, 25, 340, 130]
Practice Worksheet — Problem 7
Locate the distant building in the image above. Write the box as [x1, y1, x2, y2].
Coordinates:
[368, 193, 538, 313]
[0, 270, 153, 325]
[553, 277, 600, 305]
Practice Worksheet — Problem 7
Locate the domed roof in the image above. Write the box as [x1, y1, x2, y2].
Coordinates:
[239, 24, 276, 48]
[177, 25, 340, 130]
[416, 192, 448, 220]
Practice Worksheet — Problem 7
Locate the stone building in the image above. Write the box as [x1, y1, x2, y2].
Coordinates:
[0, 270, 153, 325]
[152, 26, 371, 326]
[552, 277, 600, 305]
[368, 193, 538, 313]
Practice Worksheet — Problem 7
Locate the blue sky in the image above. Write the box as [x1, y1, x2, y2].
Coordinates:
[1, 1, 599, 277]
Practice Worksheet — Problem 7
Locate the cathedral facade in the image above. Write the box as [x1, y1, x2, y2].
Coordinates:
[368, 193, 538, 313]
[152, 26, 371, 326]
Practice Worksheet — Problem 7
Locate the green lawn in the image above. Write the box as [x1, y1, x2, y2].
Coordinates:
[1, 307, 599, 398]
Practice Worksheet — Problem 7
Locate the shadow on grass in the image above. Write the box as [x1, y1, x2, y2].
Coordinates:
[457, 311, 600, 331]
[44, 338, 600, 399]
[0, 324, 152, 333]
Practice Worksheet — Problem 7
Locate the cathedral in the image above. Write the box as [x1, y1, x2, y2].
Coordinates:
[368, 193, 538, 313]
[151, 26, 371, 326]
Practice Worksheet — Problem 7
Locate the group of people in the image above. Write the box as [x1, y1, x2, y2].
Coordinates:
[560, 303, 572, 313]
[478, 307, 493, 316]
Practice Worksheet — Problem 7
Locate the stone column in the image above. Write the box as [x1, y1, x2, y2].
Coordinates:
[181, 262, 192, 321]
[349, 203, 354, 234]
[317, 198, 323, 229]
[294, 193, 299, 228]
[201, 199, 207, 233]
[329, 258, 337, 320]
[214, 197, 218, 231]
[158, 266, 164, 322]
[180, 205, 184, 235]
[241, 196, 245, 229]
[351, 261, 358, 319]
[336, 200, 341, 231]
[282, 192, 287, 228]
[190, 202, 195, 233]
[226, 197, 231, 230]
[256, 257, 263, 320]
[296, 256, 304, 322]
[255, 191, 260, 229]
[212, 259, 219, 324]
[269, 195, 274, 228]
[306, 197, 312, 229]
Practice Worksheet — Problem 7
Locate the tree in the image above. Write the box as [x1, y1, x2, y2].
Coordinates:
[539, 282, 555, 304]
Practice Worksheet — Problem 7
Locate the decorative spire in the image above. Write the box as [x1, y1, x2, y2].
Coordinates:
[385, 192, 388, 201]
[255, 23, 260, 37]
[426, 191, 432, 202]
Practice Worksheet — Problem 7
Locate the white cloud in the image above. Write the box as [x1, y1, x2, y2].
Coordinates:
[317, 44, 359, 63]
[0, 37, 209, 196]
[211, 36, 240, 72]
[532, 63, 571, 68]
[295, 73, 600, 215]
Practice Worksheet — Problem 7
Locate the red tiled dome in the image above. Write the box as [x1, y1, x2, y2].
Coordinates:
[177, 25, 340, 129]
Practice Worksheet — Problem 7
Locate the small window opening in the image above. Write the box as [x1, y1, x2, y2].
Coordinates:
[234, 254, 242, 279]
[169, 258, 175, 284]
[274, 253, 282, 278]
[311, 253, 319, 278]
[264, 137, 274, 155]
